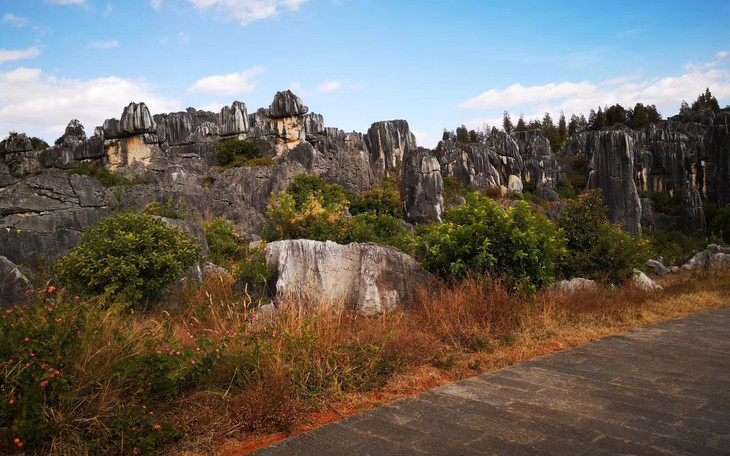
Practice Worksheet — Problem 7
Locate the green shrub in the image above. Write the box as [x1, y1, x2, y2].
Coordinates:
[67, 162, 147, 187]
[349, 183, 401, 217]
[145, 197, 188, 220]
[647, 229, 708, 264]
[264, 175, 414, 253]
[215, 138, 262, 168]
[203, 217, 246, 268]
[234, 243, 277, 299]
[557, 190, 651, 281]
[642, 190, 683, 216]
[709, 206, 730, 244]
[419, 193, 565, 292]
[0, 288, 218, 454]
[442, 176, 474, 206]
[55, 212, 201, 304]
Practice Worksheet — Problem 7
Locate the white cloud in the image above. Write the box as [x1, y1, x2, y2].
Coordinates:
[87, 40, 120, 50]
[184, 0, 310, 25]
[103, 3, 114, 17]
[44, 0, 86, 4]
[0, 47, 40, 64]
[458, 52, 730, 126]
[2, 14, 29, 27]
[0, 67, 179, 141]
[188, 67, 264, 96]
[318, 80, 343, 92]
[412, 130, 439, 149]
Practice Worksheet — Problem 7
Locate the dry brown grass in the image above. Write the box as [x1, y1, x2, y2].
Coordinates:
[181, 270, 730, 456]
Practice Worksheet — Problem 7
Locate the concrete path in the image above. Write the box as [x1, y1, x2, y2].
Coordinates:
[251, 307, 730, 455]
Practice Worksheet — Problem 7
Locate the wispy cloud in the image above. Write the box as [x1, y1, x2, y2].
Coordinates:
[150, 0, 163, 9]
[87, 40, 120, 50]
[181, 0, 311, 26]
[2, 13, 29, 27]
[160, 32, 190, 46]
[0, 47, 41, 64]
[0, 67, 179, 140]
[188, 67, 265, 96]
[459, 51, 730, 129]
[103, 3, 114, 17]
[318, 80, 343, 92]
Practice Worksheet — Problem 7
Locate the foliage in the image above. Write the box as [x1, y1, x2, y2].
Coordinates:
[66, 162, 147, 187]
[419, 193, 565, 292]
[215, 138, 264, 168]
[691, 88, 720, 113]
[349, 182, 401, 217]
[55, 212, 201, 304]
[29, 137, 49, 151]
[264, 175, 414, 253]
[145, 197, 188, 220]
[709, 206, 730, 244]
[54, 119, 86, 146]
[557, 190, 651, 282]
[647, 229, 708, 264]
[641, 190, 683, 216]
[203, 217, 247, 268]
[442, 176, 473, 206]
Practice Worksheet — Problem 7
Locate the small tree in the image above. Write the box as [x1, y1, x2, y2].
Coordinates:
[502, 111, 513, 135]
[54, 119, 86, 146]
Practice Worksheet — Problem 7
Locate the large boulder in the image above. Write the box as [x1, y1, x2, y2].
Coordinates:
[264, 240, 429, 315]
[631, 269, 663, 291]
[219, 101, 250, 136]
[120, 102, 157, 136]
[365, 120, 417, 177]
[0, 256, 31, 307]
[401, 147, 444, 224]
[681, 244, 730, 271]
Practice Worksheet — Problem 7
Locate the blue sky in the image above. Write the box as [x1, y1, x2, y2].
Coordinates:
[1, 0, 729, 147]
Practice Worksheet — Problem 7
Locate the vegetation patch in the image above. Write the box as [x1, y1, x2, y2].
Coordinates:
[66, 162, 148, 187]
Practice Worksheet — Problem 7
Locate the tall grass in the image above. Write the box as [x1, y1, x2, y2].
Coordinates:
[2, 271, 729, 455]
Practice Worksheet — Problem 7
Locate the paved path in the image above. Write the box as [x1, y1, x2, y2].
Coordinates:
[251, 307, 730, 455]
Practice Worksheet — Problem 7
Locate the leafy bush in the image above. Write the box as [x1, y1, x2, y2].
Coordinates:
[67, 162, 147, 187]
[0, 287, 219, 454]
[709, 206, 730, 244]
[215, 139, 263, 168]
[642, 190, 683, 216]
[145, 197, 188, 220]
[442, 176, 474, 206]
[647, 229, 708, 264]
[234, 243, 277, 299]
[264, 175, 415, 253]
[557, 190, 651, 281]
[203, 217, 246, 268]
[55, 212, 201, 303]
[419, 193, 565, 292]
[54, 119, 86, 146]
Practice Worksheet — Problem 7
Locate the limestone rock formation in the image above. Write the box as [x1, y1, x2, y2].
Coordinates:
[264, 240, 429, 315]
[365, 120, 417, 177]
[551, 278, 597, 293]
[681, 244, 730, 271]
[219, 101, 249, 136]
[645, 259, 670, 276]
[437, 139, 501, 191]
[0, 172, 114, 268]
[401, 147, 444, 224]
[1, 256, 31, 307]
[267, 90, 308, 119]
[120, 102, 157, 136]
[514, 130, 560, 189]
[581, 131, 642, 235]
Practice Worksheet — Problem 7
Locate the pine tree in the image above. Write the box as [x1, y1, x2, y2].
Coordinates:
[502, 111, 514, 134]
[515, 116, 527, 133]
[558, 112, 567, 143]
[593, 107, 606, 130]
[630, 103, 649, 130]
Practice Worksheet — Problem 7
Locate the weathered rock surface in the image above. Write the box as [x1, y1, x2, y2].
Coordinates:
[579, 131, 642, 235]
[264, 240, 429, 315]
[645, 259, 670, 276]
[631, 269, 663, 291]
[120, 102, 157, 136]
[681, 244, 730, 271]
[401, 147, 444, 224]
[551, 277, 597, 293]
[267, 90, 308, 119]
[365, 120, 417, 177]
[1, 256, 30, 307]
[514, 130, 560, 188]
[0, 172, 114, 268]
[219, 101, 249, 136]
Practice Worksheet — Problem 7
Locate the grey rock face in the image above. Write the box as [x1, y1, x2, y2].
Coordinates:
[681, 244, 730, 271]
[514, 130, 560, 189]
[551, 278, 597, 293]
[0, 172, 114, 269]
[582, 131, 642, 235]
[438, 140, 501, 191]
[303, 113, 325, 135]
[120, 102, 157, 136]
[3, 133, 32, 153]
[219, 101, 250, 136]
[267, 90, 308, 119]
[365, 120, 417, 177]
[265, 240, 429, 315]
[631, 269, 663, 291]
[401, 147, 444, 224]
[645, 259, 670, 276]
[306, 129, 377, 194]
[0, 256, 31, 307]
